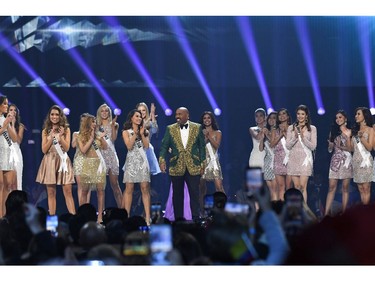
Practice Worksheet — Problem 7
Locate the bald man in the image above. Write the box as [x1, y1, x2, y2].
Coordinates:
[159, 107, 206, 221]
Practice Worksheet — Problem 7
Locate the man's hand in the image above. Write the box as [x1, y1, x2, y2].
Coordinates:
[160, 162, 166, 173]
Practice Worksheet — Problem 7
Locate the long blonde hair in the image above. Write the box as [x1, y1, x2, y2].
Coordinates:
[96, 103, 113, 125]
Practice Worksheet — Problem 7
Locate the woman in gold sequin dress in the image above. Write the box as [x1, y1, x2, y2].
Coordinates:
[77, 113, 108, 222]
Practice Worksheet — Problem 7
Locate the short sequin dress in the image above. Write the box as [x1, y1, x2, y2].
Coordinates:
[328, 134, 353, 180]
[100, 123, 119, 176]
[0, 115, 13, 171]
[352, 132, 374, 183]
[286, 125, 317, 177]
[202, 140, 223, 181]
[123, 129, 150, 183]
[263, 139, 275, 181]
[80, 141, 106, 191]
[72, 132, 84, 176]
[273, 129, 288, 176]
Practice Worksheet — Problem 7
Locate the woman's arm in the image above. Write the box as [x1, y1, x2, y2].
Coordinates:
[41, 130, 53, 154]
[123, 130, 136, 150]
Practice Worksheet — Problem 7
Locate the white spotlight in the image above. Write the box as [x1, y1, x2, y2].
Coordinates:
[214, 108, 222, 116]
[370, 107, 375, 115]
[63, 108, 70, 115]
[317, 107, 325, 115]
[267, 108, 274, 114]
[165, 108, 173, 116]
[113, 108, 122, 116]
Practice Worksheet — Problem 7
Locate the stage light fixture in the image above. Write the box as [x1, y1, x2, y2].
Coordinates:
[165, 108, 173, 116]
[317, 107, 325, 115]
[63, 108, 71, 115]
[214, 108, 222, 116]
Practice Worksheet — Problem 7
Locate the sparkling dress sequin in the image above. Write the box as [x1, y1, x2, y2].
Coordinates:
[80, 143, 106, 191]
[352, 132, 374, 183]
[328, 134, 353, 180]
[263, 139, 275, 181]
[123, 129, 150, 183]
[286, 125, 317, 177]
[0, 115, 13, 171]
[202, 136, 223, 181]
[100, 123, 119, 175]
[273, 129, 288, 176]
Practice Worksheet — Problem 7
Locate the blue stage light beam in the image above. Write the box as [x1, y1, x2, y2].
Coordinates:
[167, 16, 222, 116]
[0, 31, 67, 109]
[294, 17, 325, 115]
[236, 17, 274, 113]
[103, 17, 171, 116]
[357, 17, 374, 112]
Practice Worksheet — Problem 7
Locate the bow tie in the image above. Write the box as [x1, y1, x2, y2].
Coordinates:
[180, 123, 188, 129]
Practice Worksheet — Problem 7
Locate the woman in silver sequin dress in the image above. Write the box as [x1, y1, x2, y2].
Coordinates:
[96, 104, 123, 208]
[0, 96, 18, 217]
[122, 109, 151, 224]
[350, 107, 374, 205]
[259, 111, 277, 200]
[199, 111, 225, 213]
[325, 110, 353, 215]
[270, 108, 293, 201]
[286, 105, 317, 203]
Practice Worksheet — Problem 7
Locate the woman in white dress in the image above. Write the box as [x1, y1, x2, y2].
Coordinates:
[0, 96, 18, 217]
[8, 103, 25, 191]
[248, 108, 267, 170]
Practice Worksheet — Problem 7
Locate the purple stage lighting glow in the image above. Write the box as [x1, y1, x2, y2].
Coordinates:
[0, 32, 66, 108]
[103, 17, 170, 115]
[113, 108, 122, 116]
[293, 17, 325, 115]
[165, 108, 173, 116]
[63, 107, 70, 115]
[317, 107, 325, 115]
[357, 17, 374, 110]
[267, 108, 275, 114]
[67, 48, 118, 110]
[214, 108, 222, 116]
[236, 17, 273, 111]
[167, 17, 220, 114]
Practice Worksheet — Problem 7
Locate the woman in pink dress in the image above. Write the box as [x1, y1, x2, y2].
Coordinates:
[325, 110, 353, 215]
[270, 108, 293, 201]
[286, 105, 317, 203]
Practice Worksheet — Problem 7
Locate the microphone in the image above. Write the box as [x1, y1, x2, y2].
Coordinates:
[297, 126, 301, 134]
